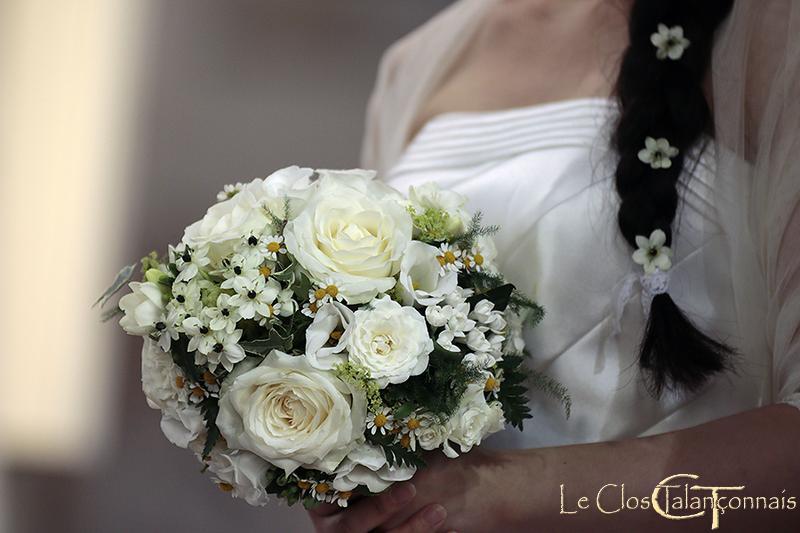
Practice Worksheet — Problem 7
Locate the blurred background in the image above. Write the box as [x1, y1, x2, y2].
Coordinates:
[0, 1, 452, 531]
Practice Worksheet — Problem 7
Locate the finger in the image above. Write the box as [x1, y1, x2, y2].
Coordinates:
[332, 483, 417, 533]
[387, 504, 447, 533]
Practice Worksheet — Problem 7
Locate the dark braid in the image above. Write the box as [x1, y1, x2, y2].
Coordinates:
[613, 0, 735, 396]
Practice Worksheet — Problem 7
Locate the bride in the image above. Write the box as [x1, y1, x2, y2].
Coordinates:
[310, 1, 800, 531]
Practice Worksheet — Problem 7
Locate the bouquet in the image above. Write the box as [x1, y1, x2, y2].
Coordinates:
[98, 166, 569, 508]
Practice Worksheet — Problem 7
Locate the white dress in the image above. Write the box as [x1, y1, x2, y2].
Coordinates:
[383, 96, 800, 449]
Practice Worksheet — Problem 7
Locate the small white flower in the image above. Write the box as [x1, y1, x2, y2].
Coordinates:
[274, 288, 297, 317]
[203, 329, 246, 372]
[632, 229, 673, 274]
[235, 233, 269, 262]
[638, 136, 679, 170]
[435, 243, 463, 274]
[443, 286, 474, 307]
[170, 243, 210, 283]
[366, 407, 394, 436]
[462, 351, 498, 369]
[183, 314, 216, 354]
[216, 182, 245, 202]
[399, 414, 426, 452]
[466, 329, 492, 353]
[483, 370, 502, 399]
[228, 276, 280, 320]
[169, 280, 203, 316]
[153, 308, 182, 351]
[651, 24, 690, 61]
[218, 253, 261, 288]
[205, 293, 242, 334]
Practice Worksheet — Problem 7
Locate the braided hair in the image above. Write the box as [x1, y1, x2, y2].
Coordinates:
[613, 0, 735, 396]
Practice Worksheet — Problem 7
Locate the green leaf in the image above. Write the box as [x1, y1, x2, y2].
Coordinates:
[467, 283, 514, 311]
[393, 403, 415, 420]
[240, 329, 294, 355]
[94, 263, 136, 308]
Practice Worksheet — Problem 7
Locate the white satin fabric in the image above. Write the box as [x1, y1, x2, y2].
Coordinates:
[364, 0, 800, 449]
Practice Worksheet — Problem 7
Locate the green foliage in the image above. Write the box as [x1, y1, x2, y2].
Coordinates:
[201, 399, 221, 458]
[528, 367, 571, 419]
[240, 326, 294, 355]
[380, 345, 484, 419]
[140, 251, 162, 274]
[334, 362, 383, 412]
[366, 431, 427, 470]
[407, 205, 453, 243]
[94, 262, 137, 308]
[495, 353, 532, 430]
[454, 211, 499, 249]
[467, 283, 514, 311]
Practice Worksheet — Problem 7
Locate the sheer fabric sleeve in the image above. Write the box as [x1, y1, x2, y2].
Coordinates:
[713, 0, 800, 410]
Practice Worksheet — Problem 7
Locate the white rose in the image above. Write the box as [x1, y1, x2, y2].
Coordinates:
[408, 182, 471, 235]
[415, 413, 450, 452]
[332, 443, 416, 493]
[284, 169, 412, 304]
[398, 241, 459, 306]
[216, 350, 366, 475]
[140, 340, 206, 448]
[119, 282, 165, 336]
[305, 301, 355, 370]
[206, 449, 272, 506]
[183, 166, 314, 261]
[448, 384, 505, 454]
[348, 296, 433, 387]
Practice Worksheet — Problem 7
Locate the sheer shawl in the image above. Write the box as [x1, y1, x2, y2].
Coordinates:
[361, 0, 800, 409]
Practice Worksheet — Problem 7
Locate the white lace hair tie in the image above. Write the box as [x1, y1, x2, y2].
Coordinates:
[612, 230, 673, 335]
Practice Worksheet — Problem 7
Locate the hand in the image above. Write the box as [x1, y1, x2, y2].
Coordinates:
[307, 447, 530, 533]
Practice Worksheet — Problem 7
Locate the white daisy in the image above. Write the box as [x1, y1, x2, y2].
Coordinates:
[632, 229, 673, 274]
[463, 245, 487, 272]
[366, 407, 394, 435]
[435, 243, 463, 274]
[638, 136, 679, 170]
[262, 234, 287, 261]
[651, 24, 690, 61]
[399, 414, 426, 452]
[484, 371, 502, 399]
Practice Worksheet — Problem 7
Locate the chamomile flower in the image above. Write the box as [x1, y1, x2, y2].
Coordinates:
[202, 329, 245, 372]
[650, 24, 690, 61]
[216, 182, 244, 202]
[366, 407, 394, 435]
[463, 246, 486, 272]
[484, 370, 502, 398]
[262, 234, 286, 261]
[205, 293, 241, 334]
[333, 490, 354, 508]
[301, 300, 320, 318]
[311, 481, 334, 503]
[200, 370, 221, 396]
[170, 243, 210, 283]
[187, 381, 210, 404]
[435, 243, 463, 274]
[632, 229, 673, 274]
[308, 281, 344, 307]
[228, 276, 281, 320]
[638, 137, 679, 170]
[400, 413, 426, 451]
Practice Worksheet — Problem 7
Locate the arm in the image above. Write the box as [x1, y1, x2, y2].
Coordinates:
[309, 403, 800, 532]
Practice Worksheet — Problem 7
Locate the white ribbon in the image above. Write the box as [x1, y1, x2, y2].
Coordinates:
[612, 269, 670, 335]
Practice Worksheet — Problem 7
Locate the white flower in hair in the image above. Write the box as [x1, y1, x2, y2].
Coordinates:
[638, 137, 679, 169]
[632, 229, 673, 274]
[650, 24, 690, 60]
